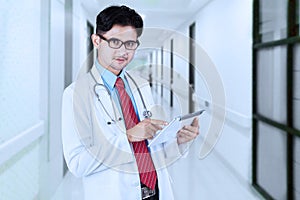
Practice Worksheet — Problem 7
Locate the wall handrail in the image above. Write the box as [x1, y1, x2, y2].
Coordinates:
[0, 121, 45, 165]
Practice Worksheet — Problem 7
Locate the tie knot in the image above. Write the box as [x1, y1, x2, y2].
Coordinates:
[115, 77, 125, 89]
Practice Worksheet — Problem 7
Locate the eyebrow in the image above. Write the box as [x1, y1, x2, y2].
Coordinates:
[108, 37, 137, 42]
[98, 34, 137, 42]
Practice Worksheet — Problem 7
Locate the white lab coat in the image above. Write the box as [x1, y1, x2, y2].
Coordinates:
[62, 66, 184, 200]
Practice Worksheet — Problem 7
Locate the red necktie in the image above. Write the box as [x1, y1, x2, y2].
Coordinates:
[115, 77, 157, 190]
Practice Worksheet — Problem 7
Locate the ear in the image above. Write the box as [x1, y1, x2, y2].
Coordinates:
[91, 34, 100, 47]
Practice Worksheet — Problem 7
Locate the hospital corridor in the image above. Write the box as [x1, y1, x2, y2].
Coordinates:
[1, 0, 300, 200]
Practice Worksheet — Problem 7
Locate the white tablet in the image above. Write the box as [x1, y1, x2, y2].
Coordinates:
[147, 110, 205, 147]
[179, 109, 205, 126]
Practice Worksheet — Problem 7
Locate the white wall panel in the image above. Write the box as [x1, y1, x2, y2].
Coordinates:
[192, 0, 253, 182]
[0, 1, 43, 199]
[39, 0, 65, 199]
[49, 0, 65, 160]
[172, 31, 189, 115]
[0, 1, 41, 144]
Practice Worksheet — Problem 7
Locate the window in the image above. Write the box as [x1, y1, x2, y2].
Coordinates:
[253, 0, 300, 199]
[259, 0, 287, 42]
[170, 39, 174, 107]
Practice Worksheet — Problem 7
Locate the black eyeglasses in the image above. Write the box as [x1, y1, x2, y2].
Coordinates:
[98, 34, 140, 50]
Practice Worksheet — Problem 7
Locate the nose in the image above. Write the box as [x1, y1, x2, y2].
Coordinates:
[117, 44, 129, 55]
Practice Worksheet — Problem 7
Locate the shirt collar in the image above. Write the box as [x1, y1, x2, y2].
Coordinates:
[95, 59, 126, 91]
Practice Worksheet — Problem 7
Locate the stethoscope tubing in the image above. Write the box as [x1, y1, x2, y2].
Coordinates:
[90, 70, 151, 125]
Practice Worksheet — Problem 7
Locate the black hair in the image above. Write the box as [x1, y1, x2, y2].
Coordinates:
[96, 5, 144, 37]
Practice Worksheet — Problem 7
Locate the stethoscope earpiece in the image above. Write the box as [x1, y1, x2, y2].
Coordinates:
[107, 117, 122, 125]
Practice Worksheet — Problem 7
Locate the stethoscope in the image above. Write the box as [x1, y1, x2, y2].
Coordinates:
[90, 70, 152, 125]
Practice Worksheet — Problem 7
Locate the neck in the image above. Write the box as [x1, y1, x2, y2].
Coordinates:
[97, 57, 121, 76]
[107, 66, 121, 76]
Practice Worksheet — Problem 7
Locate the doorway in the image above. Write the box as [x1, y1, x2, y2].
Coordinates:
[86, 21, 94, 71]
[189, 23, 196, 113]
[170, 39, 174, 107]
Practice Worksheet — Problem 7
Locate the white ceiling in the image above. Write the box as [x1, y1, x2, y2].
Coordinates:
[84, 0, 211, 30]
[82, 0, 211, 50]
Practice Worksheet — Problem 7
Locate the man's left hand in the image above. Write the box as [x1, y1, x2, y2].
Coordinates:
[177, 117, 200, 144]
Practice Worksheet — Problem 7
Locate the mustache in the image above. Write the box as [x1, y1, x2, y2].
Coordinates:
[114, 56, 128, 60]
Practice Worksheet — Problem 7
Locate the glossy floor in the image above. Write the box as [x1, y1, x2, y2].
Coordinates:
[51, 146, 262, 200]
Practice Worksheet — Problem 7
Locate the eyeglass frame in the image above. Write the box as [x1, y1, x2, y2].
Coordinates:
[97, 34, 140, 50]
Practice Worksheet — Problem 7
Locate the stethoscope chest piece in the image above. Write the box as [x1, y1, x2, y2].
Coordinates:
[143, 110, 152, 118]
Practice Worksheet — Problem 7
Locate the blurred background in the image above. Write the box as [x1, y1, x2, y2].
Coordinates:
[0, 0, 299, 199]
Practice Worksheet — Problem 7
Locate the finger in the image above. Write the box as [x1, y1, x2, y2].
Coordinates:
[177, 131, 188, 139]
[141, 118, 151, 125]
[151, 123, 163, 131]
[128, 132, 147, 141]
[177, 133, 191, 144]
[145, 133, 154, 139]
[178, 129, 197, 139]
[137, 121, 159, 137]
[183, 125, 199, 135]
[141, 127, 154, 139]
[147, 124, 162, 136]
[177, 129, 190, 138]
[146, 125, 157, 135]
[177, 134, 186, 142]
[150, 119, 168, 126]
[191, 117, 199, 127]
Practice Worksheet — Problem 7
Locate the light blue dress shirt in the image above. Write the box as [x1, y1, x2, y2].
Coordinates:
[95, 60, 140, 120]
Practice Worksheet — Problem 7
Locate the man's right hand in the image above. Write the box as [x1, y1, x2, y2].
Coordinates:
[126, 119, 168, 142]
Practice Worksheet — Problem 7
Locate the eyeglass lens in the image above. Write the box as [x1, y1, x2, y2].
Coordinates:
[98, 35, 139, 50]
[108, 38, 138, 50]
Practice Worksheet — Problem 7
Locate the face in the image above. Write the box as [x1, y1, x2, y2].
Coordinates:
[92, 25, 138, 75]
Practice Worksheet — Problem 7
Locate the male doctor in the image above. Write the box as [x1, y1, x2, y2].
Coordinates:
[62, 5, 199, 200]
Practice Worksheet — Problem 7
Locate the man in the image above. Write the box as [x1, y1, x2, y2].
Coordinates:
[62, 5, 199, 200]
